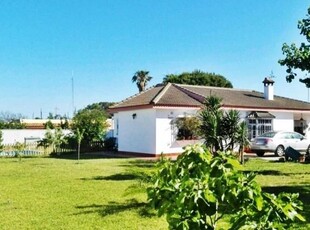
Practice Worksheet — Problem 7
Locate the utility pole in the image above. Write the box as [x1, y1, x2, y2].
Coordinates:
[71, 71, 76, 117]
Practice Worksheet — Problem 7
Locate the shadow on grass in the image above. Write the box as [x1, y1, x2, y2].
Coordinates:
[263, 185, 310, 225]
[243, 170, 310, 176]
[81, 173, 145, 181]
[48, 151, 125, 160]
[74, 199, 156, 218]
[243, 170, 283, 176]
[81, 170, 152, 182]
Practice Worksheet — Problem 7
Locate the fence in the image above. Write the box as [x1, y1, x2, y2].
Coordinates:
[0, 141, 105, 158]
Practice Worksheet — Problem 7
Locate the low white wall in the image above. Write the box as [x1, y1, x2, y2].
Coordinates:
[1, 129, 71, 145]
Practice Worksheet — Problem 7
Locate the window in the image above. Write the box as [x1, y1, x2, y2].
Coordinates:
[116, 119, 119, 136]
[248, 118, 273, 139]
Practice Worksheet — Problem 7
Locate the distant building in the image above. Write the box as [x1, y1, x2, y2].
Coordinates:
[20, 119, 71, 129]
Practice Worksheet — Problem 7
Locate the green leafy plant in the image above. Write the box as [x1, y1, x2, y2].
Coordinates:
[40, 128, 67, 155]
[147, 144, 305, 230]
[279, 7, 310, 88]
[200, 96, 249, 156]
[174, 116, 201, 140]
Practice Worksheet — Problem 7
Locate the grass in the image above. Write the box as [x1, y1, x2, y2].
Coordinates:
[0, 156, 167, 230]
[0, 155, 309, 229]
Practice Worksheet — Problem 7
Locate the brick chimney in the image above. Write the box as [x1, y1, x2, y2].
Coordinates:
[263, 77, 274, 100]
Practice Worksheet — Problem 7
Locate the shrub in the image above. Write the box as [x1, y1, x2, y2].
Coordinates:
[147, 144, 305, 230]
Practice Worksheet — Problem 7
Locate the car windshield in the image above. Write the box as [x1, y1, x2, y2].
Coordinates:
[259, 132, 277, 138]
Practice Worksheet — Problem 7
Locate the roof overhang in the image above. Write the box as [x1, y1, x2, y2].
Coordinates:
[109, 104, 201, 113]
[246, 111, 275, 119]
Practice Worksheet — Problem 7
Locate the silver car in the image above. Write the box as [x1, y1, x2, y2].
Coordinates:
[250, 131, 310, 157]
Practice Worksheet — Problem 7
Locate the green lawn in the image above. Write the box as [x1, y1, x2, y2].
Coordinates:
[0, 156, 309, 229]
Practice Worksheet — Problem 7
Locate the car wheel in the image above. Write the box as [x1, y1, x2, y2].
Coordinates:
[256, 151, 265, 157]
[275, 145, 285, 157]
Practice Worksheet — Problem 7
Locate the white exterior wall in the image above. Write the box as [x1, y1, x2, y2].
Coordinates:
[114, 109, 156, 154]
[272, 112, 294, 131]
[113, 106, 303, 155]
[155, 108, 200, 154]
[1, 129, 71, 145]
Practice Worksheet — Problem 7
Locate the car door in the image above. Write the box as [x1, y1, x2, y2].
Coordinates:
[279, 132, 295, 149]
[292, 132, 309, 151]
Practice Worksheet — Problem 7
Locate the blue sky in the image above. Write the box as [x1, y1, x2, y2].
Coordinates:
[0, 0, 309, 118]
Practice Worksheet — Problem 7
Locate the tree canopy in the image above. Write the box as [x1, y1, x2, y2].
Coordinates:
[279, 7, 310, 88]
[84, 101, 115, 117]
[163, 70, 233, 88]
[71, 107, 108, 144]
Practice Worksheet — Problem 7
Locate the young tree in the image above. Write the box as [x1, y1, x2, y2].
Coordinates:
[75, 128, 84, 163]
[236, 121, 250, 164]
[132, 70, 152, 92]
[163, 70, 233, 88]
[0, 130, 3, 151]
[279, 7, 310, 88]
[13, 142, 25, 161]
[147, 144, 305, 230]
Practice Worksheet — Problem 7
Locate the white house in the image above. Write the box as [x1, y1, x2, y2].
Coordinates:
[109, 78, 310, 157]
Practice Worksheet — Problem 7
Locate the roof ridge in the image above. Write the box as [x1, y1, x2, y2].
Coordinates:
[110, 85, 158, 108]
[174, 83, 250, 92]
[173, 84, 205, 103]
[151, 83, 172, 104]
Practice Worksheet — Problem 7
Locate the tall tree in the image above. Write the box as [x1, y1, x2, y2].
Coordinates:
[132, 70, 152, 92]
[279, 7, 310, 88]
[163, 70, 233, 88]
[84, 101, 116, 118]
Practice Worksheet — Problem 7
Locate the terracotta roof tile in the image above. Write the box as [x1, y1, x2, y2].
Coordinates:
[110, 85, 165, 108]
[179, 84, 310, 110]
[109, 83, 310, 112]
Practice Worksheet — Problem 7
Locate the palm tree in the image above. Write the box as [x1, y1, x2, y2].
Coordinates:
[132, 70, 152, 92]
[200, 95, 250, 161]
